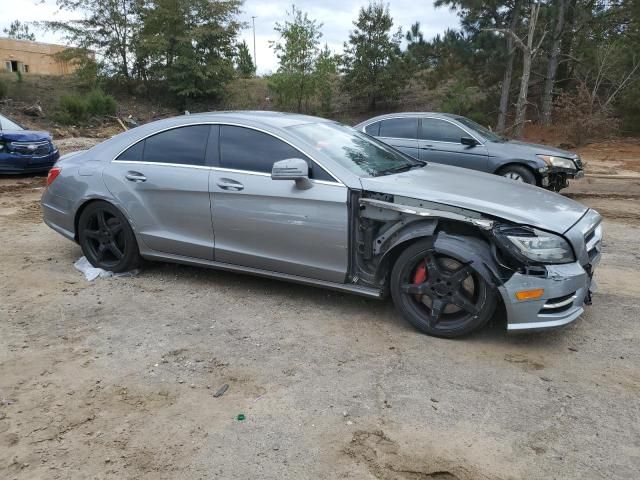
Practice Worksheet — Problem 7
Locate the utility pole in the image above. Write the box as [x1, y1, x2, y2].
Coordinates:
[251, 16, 257, 72]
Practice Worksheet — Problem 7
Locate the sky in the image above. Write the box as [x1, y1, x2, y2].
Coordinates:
[0, 0, 459, 74]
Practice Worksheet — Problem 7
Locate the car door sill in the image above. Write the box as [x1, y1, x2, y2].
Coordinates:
[141, 251, 383, 298]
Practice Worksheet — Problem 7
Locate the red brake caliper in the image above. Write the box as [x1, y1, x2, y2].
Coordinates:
[413, 260, 427, 300]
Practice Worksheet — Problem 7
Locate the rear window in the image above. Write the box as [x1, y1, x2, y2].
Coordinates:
[144, 125, 210, 166]
[116, 125, 211, 166]
[364, 122, 380, 136]
[379, 118, 417, 139]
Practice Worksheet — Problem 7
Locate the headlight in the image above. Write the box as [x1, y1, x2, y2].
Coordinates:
[496, 226, 575, 264]
[537, 154, 576, 170]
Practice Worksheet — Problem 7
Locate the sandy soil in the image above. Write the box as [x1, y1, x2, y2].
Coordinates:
[0, 139, 639, 480]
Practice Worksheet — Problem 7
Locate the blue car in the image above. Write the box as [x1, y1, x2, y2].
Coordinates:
[0, 113, 59, 174]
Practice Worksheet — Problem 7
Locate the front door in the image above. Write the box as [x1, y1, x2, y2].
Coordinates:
[210, 125, 349, 283]
[419, 118, 489, 171]
[104, 124, 215, 259]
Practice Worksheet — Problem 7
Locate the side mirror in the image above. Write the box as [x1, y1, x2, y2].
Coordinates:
[461, 136, 478, 147]
[271, 158, 312, 189]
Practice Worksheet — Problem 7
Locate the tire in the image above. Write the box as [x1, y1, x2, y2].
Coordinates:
[77, 201, 141, 273]
[390, 237, 497, 338]
[499, 165, 536, 185]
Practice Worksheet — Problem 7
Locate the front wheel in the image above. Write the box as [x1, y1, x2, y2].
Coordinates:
[390, 238, 497, 338]
[77, 201, 141, 273]
[499, 165, 536, 185]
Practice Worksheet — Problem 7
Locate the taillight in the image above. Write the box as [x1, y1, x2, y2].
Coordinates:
[46, 167, 61, 186]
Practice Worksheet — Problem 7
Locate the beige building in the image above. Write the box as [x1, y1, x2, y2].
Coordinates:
[0, 37, 79, 75]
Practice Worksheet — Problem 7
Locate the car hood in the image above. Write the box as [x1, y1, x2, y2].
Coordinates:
[0, 129, 52, 142]
[487, 139, 578, 159]
[360, 164, 588, 234]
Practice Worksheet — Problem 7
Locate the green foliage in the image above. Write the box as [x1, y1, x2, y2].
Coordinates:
[3, 20, 36, 41]
[314, 44, 340, 115]
[56, 94, 88, 124]
[341, 1, 408, 110]
[269, 6, 323, 112]
[43, 0, 141, 77]
[54, 48, 100, 88]
[236, 40, 255, 78]
[439, 74, 491, 125]
[137, 0, 241, 105]
[54, 90, 117, 125]
[86, 89, 117, 116]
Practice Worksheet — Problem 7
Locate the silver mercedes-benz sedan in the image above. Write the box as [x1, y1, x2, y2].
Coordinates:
[42, 111, 602, 338]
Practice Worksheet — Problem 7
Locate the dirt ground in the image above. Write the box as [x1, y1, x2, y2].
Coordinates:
[1, 138, 639, 480]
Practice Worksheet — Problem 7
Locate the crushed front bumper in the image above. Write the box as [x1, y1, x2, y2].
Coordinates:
[499, 262, 595, 331]
[500, 208, 602, 332]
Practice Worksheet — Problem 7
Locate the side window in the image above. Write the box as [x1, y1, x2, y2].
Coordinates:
[142, 125, 210, 165]
[379, 118, 418, 139]
[117, 140, 144, 161]
[420, 119, 466, 143]
[364, 122, 380, 136]
[220, 125, 334, 181]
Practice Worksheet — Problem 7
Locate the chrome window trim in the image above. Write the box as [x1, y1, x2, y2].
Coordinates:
[110, 161, 345, 187]
[110, 121, 344, 186]
[360, 115, 484, 145]
[112, 160, 211, 170]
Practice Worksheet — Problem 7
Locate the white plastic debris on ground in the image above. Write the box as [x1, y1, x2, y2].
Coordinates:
[74, 256, 139, 281]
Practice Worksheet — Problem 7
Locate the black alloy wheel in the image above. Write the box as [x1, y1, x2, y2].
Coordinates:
[390, 239, 497, 337]
[78, 201, 140, 272]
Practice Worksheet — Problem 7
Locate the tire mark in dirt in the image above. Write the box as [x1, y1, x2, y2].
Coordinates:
[345, 430, 497, 480]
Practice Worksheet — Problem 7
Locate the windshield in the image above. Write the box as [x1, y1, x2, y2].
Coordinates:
[0, 114, 24, 131]
[454, 116, 502, 142]
[288, 122, 424, 177]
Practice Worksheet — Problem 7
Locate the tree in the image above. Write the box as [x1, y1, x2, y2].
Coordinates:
[138, 0, 241, 103]
[489, 1, 546, 137]
[315, 43, 340, 114]
[342, 1, 406, 110]
[3, 20, 36, 41]
[236, 40, 255, 78]
[435, 0, 522, 133]
[42, 0, 141, 77]
[540, 0, 570, 125]
[269, 6, 323, 112]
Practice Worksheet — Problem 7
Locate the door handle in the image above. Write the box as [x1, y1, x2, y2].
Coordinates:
[217, 178, 244, 191]
[125, 171, 147, 182]
[420, 145, 434, 150]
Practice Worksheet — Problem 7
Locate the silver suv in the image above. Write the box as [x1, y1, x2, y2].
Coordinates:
[355, 113, 584, 191]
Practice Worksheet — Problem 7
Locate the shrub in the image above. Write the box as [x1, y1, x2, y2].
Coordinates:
[54, 90, 117, 125]
[554, 84, 619, 146]
[56, 94, 88, 124]
[0, 78, 7, 99]
[86, 89, 117, 117]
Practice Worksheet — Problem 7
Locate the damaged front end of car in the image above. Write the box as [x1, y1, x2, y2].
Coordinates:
[348, 191, 602, 332]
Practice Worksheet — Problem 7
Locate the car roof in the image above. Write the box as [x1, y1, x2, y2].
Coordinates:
[355, 112, 460, 126]
[176, 110, 332, 128]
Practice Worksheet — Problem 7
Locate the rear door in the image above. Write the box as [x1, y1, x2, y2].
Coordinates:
[418, 118, 489, 171]
[210, 125, 349, 283]
[373, 117, 420, 159]
[104, 124, 215, 260]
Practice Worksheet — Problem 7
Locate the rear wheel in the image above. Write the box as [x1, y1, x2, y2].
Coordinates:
[499, 165, 536, 185]
[390, 238, 497, 338]
[78, 201, 140, 272]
